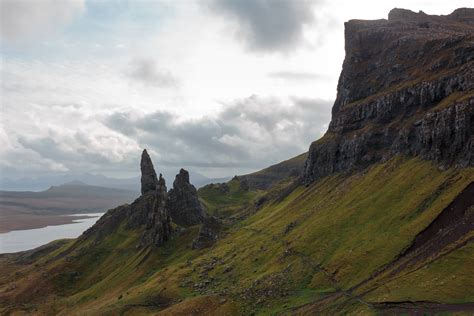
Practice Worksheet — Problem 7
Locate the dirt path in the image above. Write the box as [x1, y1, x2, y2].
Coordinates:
[373, 301, 474, 315]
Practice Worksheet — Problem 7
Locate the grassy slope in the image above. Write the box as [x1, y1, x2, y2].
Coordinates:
[198, 177, 261, 217]
[0, 157, 473, 315]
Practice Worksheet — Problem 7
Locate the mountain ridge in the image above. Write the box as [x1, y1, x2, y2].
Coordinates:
[303, 7, 474, 184]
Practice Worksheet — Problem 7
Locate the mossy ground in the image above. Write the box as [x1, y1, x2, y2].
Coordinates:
[0, 157, 473, 315]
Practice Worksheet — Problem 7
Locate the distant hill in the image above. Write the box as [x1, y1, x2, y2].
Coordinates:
[0, 183, 139, 215]
[0, 171, 228, 192]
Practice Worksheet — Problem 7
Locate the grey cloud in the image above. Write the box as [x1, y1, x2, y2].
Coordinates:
[208, 0, 319, 52]
[0, 0, 85, 43]
[126, 59, 178, 87]
[105, 95, 332, 171]
[17, 134, 113, 169]
[7, 95, 332, 179]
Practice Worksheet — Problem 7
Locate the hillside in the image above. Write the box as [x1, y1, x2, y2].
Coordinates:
[0, 8, 473, 315]
[0, 183, 139, 233]
[0, 183, 138, 216]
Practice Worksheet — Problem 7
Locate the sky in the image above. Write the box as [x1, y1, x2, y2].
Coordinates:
[0, 0, 472, 182]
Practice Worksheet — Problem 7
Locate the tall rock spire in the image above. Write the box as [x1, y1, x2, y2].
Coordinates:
[167, 168, 204, 226]
[140, 149, 158, 195]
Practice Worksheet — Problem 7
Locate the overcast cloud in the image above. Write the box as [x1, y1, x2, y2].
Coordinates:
[104, 96, 331, 170]
[207, 0, 319, 53]
[126, 59, 178, 88]
[0, 0, 85, 43]
[1, 0, 470, 184]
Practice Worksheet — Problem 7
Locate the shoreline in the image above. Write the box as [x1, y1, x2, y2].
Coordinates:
[0, 214, 101, 234]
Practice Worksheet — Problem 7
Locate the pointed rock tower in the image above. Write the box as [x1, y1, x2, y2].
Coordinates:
[167, 168, 204, 226]
[79, 150, 171, 247]
[137, 150, 171, 247]
[141, 149, 159, 194]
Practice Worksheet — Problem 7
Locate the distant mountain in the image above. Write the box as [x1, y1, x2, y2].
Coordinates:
[0, 183, 139, 215]
[0, 171, 230, 192]
[0, 173, 137, 192]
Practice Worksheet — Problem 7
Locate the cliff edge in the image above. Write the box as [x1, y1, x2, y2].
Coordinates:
[304, 8, 474, 184]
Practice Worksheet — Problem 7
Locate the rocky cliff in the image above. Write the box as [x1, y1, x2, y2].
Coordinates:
[140, 149, 159, 194]
[167, 169, 204, 226]
[79, 151, 205, 247]
[80, 150, 171, 247]
[304, 8, 474, 184]
[138, 173, 171, 247]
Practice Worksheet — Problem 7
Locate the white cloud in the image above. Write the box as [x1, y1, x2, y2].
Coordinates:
[104, 95, 332, 173]
[125, 58, 178, 88]
[0, 0, 85, 43]
[2, 0, 472, 181]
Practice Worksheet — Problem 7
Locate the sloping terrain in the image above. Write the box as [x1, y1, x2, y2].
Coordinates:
[0, 8, 473, 315]
[0, 157, 472, 315]
[0, 183, 139, 232]
[0, 183, 138, 216]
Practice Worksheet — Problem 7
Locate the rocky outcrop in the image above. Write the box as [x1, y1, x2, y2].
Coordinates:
[304, 8, 474, 184]
[80, 154, 206, 247]
[192, 216, 221, 249]
[80, 150, 171, 247]
[138, 174, 171, 247]
[167, 169, 204, 226]
[141, 149, 159, 195]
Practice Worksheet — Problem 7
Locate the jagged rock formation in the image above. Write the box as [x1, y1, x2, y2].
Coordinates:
[81, 156, 204, 246]
[140, 149, 159, 194]
[304, 8, 474, 184]
[192, 216, 221, 249]
[167, 169, 204, 226]
[80, 150, 171, 247]
[138, 174, 171, 247]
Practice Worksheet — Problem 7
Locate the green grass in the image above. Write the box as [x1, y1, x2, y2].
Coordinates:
[365, 240, 474, 304]
[198, 177, 261, 217]
[1, 157, 473, 315]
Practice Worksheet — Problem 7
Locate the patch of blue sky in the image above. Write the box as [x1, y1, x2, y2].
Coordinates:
[1, 0, 175, 60]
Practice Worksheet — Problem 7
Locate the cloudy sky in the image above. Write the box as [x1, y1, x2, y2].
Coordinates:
[0, 0, 471, 181]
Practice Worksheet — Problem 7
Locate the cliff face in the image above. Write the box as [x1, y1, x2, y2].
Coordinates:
[140, 149, 159, 195]
[167, 169, 204, 226]
[304, 8, 474, 184]
[79, 151, 204, 248]
[80, 150, 171, 247]
[138, 174, 171, 247]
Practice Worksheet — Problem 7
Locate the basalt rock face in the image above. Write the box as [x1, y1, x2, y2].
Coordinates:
[80, 151, 171, 247]
[138, 174, 171, 247]
[304, 8, 474, 185]
[141, 149, 159, 195]
[167, 169, 204, 226]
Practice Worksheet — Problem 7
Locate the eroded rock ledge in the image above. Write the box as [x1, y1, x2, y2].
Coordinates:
[303, 8, 474, 184]
[167, 169, 204, 227]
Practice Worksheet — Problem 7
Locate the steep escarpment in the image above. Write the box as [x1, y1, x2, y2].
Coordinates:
[304, 8, 474, 184]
